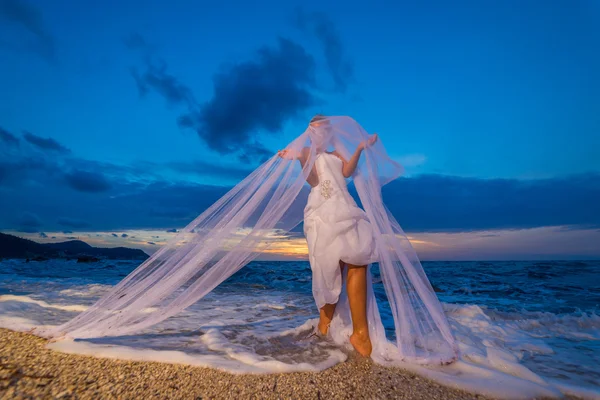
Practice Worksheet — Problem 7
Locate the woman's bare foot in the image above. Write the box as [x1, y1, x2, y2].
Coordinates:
[318, 320, 331, 335]
[350, 331, 372, 357]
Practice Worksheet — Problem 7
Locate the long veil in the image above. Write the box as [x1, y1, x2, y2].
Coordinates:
[44, 116, 458, 365]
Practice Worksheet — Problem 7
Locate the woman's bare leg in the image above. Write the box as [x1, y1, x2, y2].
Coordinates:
[318, 303, 336, 335]
[317, 261, 346, 335]
[346, 263, 372, 356]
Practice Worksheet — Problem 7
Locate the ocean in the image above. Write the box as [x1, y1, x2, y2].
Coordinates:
[0, 259, 599, 397]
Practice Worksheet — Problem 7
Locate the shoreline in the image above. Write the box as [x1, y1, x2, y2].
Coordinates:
[0, 328, 485, 400]
[0, 328, 586, 399]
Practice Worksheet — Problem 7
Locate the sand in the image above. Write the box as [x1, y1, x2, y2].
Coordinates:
[0, 328, 577, 400]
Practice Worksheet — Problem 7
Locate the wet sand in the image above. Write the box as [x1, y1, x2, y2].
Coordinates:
[0, 328, 570, 399]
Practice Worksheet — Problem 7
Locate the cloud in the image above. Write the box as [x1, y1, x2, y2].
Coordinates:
[147, 241, 156, 245]
[16, 211, 42, 232]
[166, 228, 178, 233]
[294, 9, 354, 92]
[57, 217, 90, 228]
[128, 34, 317, 163]
[16, 228, 38, 233]
[64, 170, 111, 192]
[555, 224, 600, 232]
[381, 172, 600, 232]
[3, 164, 599, 236]
[236, 143, 274, 164]
[39, 232, 47, 238]
[131, 62, 195, 106]
[22, 131, 70, 153]
[181, 37, 317, 161]
[3, 121, 597, 235]
[0, 128, 235, 232]
[112, 233, 118, 237]
[0, 127, 19, 146]
[148, 207, 195, 220]
[121, 233, 128, 237]
[0, 0, 55, 61]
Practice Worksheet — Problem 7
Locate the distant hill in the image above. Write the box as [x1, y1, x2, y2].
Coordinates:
[0, 232, 149, 261]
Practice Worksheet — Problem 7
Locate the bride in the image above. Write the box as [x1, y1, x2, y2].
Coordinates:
[43, 115, 458, 366]
[278, 114, 380, 356]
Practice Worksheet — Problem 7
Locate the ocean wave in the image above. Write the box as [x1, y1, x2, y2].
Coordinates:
[0, 294, 88, 312]
[2, 259, 600, 398]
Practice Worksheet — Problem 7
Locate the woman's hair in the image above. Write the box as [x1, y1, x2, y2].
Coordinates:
[310, 114, 327, 124]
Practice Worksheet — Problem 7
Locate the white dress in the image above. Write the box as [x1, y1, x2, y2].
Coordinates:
[303, 152, 379, 309]
[303, 153, 399, 362]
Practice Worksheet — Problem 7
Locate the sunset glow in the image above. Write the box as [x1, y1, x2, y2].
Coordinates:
[8, 225, 599, 261]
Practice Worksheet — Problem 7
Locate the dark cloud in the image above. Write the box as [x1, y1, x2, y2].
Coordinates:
[128, 34, 317, 163]
[112, 233, 118, 237]
[66, 236, 76, 239]
[0, 127, 19, 146]
[148, 207, 195, 220]
[181, 37, 317, 161]
[147, 241, 156, 245]
[16, 211, 42, 232]
[0, 0, 55, 61]
[0, 129, 237, 232]
[1, 127, 246, 194]
[22, 131, 70, 153]
[0, 156, 55, 187]
[121, 233, 128, 237]
[236, 143, 274, 164]
[39, 232, 47, 238]
[3, 119, 596, 235]
[381, 173, 600, 232]
[2, 155, 599, 235]
[62, 230, 72, 234]
[57, 217, 90, 228]
[166, 228, 178, 233]
[131, 62, 195, 106]
[294, 9, 354, 92]
[17, 228, 38, 233]
[64, 170, 111, 192]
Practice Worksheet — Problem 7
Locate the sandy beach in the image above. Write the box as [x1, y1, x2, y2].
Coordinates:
[0, 328, 492, 400]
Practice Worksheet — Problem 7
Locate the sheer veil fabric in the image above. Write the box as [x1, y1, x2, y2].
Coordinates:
[42, 116, 458, 365]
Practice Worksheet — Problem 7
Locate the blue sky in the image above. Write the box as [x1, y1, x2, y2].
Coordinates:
[1, 0, 599, 259]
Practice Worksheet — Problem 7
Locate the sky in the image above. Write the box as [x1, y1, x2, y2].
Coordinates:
[0, 0, 599, 260]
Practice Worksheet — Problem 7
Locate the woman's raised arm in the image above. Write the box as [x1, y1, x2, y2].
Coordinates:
[340, 133, 378, 178]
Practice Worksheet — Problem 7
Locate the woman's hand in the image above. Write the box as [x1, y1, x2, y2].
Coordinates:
[342, 133, 378, 178]
[277, 149, 295, 160]
[358, 133, 378, 150]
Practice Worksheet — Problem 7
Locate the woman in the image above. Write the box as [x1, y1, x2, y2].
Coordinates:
[44, 115, 458, 367]
[278, 114, 379, 356]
